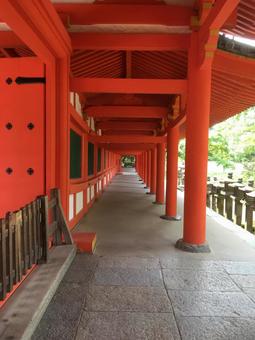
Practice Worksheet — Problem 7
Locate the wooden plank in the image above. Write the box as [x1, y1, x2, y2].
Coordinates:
[0, 219, 7, 300]
[15, 211, 22, 282]
[11, 213, 19, 285]
[21, 207, 28, 274]
[6, 214, 13, 292]
[39, 196, 49, 263]
[31, 202, 38, 264]
[35, 199, 42, 260]
[48, 197, 57, 209]
[55, 189, 73, 245]
[26, 205, 33, 269]
[48, 221, 58, 237]
[51, 190, 62, 246]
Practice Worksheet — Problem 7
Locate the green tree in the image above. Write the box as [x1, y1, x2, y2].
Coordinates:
[208, 133, 232, 168]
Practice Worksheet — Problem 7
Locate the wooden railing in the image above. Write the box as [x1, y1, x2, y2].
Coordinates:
[0, 189, 72, 301]
[178, 170, 255, 234]
[68, 166, 117, 228]
[207, 177, 255, 233]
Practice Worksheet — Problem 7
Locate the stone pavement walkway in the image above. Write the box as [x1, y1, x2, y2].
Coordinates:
[33, 170, 255, 340]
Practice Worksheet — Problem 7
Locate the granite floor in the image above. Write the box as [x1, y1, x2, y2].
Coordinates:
[33, 170, 255, 340]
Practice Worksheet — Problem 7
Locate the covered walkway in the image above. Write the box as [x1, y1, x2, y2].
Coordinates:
[33, 169, 255, 339]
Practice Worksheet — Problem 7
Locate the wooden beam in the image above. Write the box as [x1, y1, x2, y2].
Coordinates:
[0, 31, 24, 48]
[93, 135, 166, 144]
[54, 4, 193, 26]
[101, 143, 155, 150]
[126, 51, 132, 78]
[200, 0, 240, 33]
[86, 106, 168, 119]
[97, 121, 160, 131]
[169, 111, 186, 128]
[70, 78, 187, 95]
[0, 0, 71, 61]
[102, 130, 154, 136]
[71, 33, 190, 51]
[199, 0, 240, 67]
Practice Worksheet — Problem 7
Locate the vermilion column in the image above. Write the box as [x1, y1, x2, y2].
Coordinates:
[144, 151, 148, 186]
[161, 126, 181, 220]
[146, 150, 151, 190]
[149, 147, 157, 194]
[140, 153, 144, 182]
[56, 58, 70, 215]
[154, 143, 165, 204]
[176, 32, 212, 253]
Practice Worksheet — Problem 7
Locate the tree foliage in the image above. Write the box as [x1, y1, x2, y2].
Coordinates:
[208, 133, 232, 168]
[178, 107, 255, 180]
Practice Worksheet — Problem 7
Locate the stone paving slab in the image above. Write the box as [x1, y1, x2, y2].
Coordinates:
[243, 289, 255, 303]
[63, 254, 98, 283]
[32, 317, 79, 340]
[221, 261, 255, 275]
[32, 281, 87, 339]
[168, 290, 255, 317]
[0, 245, 76, 340]
[163, 269, 240, 291]
[160, 257, 224, 271]
[86, 286, 172, 312]
[230, 274, 255, 289]
[38, 281, 86, 321]
[76, 312, 180, 340]
[98, 256, 160, 269]
[176, 316, 255, 340]
[93, 267, 163, 287]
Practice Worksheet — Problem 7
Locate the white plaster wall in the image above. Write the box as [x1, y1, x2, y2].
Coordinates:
[76, 191, 83, 214]
[69, 194, 74, 221]
[87, 187, 90, 204]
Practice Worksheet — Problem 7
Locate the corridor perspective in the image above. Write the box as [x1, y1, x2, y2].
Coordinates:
[33, 169, 255, 340]
[0, 1, 255, 339]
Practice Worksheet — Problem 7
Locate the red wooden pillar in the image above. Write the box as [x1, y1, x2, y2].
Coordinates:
[139, 154, 142, 180]
[154, 143, 165, 204]
[144, 151, 148, 186]
[146, 150, 151, 190]
[149, 147, 157, 194]
[141, 153, 145, 182]
[56, 58, 70, 215]
[176, 32, 211, 253]
[161, 126, 181, 220]
[138, 155, 142, 179]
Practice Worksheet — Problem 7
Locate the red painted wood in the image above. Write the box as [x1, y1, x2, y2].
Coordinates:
[97, 121, 160, 131]
[150, 147, 157, 194]
[0, 58, 45, 217]
[147, 150, 151, 190]
[155, 143, 165, 204]
[54, 4, 192, 25]
[86, 106, 168, 119]
[71, 33, 190, 51]
[165, 126, 179, 217]
[70, 78, 187, 95]
[183, 32, 212, 245]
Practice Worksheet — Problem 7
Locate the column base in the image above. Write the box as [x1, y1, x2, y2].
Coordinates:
[175, 238, 211, 253]
[160, 215, 181, 221]
[153, 201, 164, 205]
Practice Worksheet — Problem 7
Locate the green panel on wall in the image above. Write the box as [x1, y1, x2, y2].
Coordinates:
[88, 142, 94, 176]
[104, 150, 107, 169]
[70, 129, 82, 179]
[97, 148, 102, 172]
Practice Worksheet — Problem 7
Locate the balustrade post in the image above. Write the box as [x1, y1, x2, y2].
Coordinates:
[245, 191, 255, 233]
